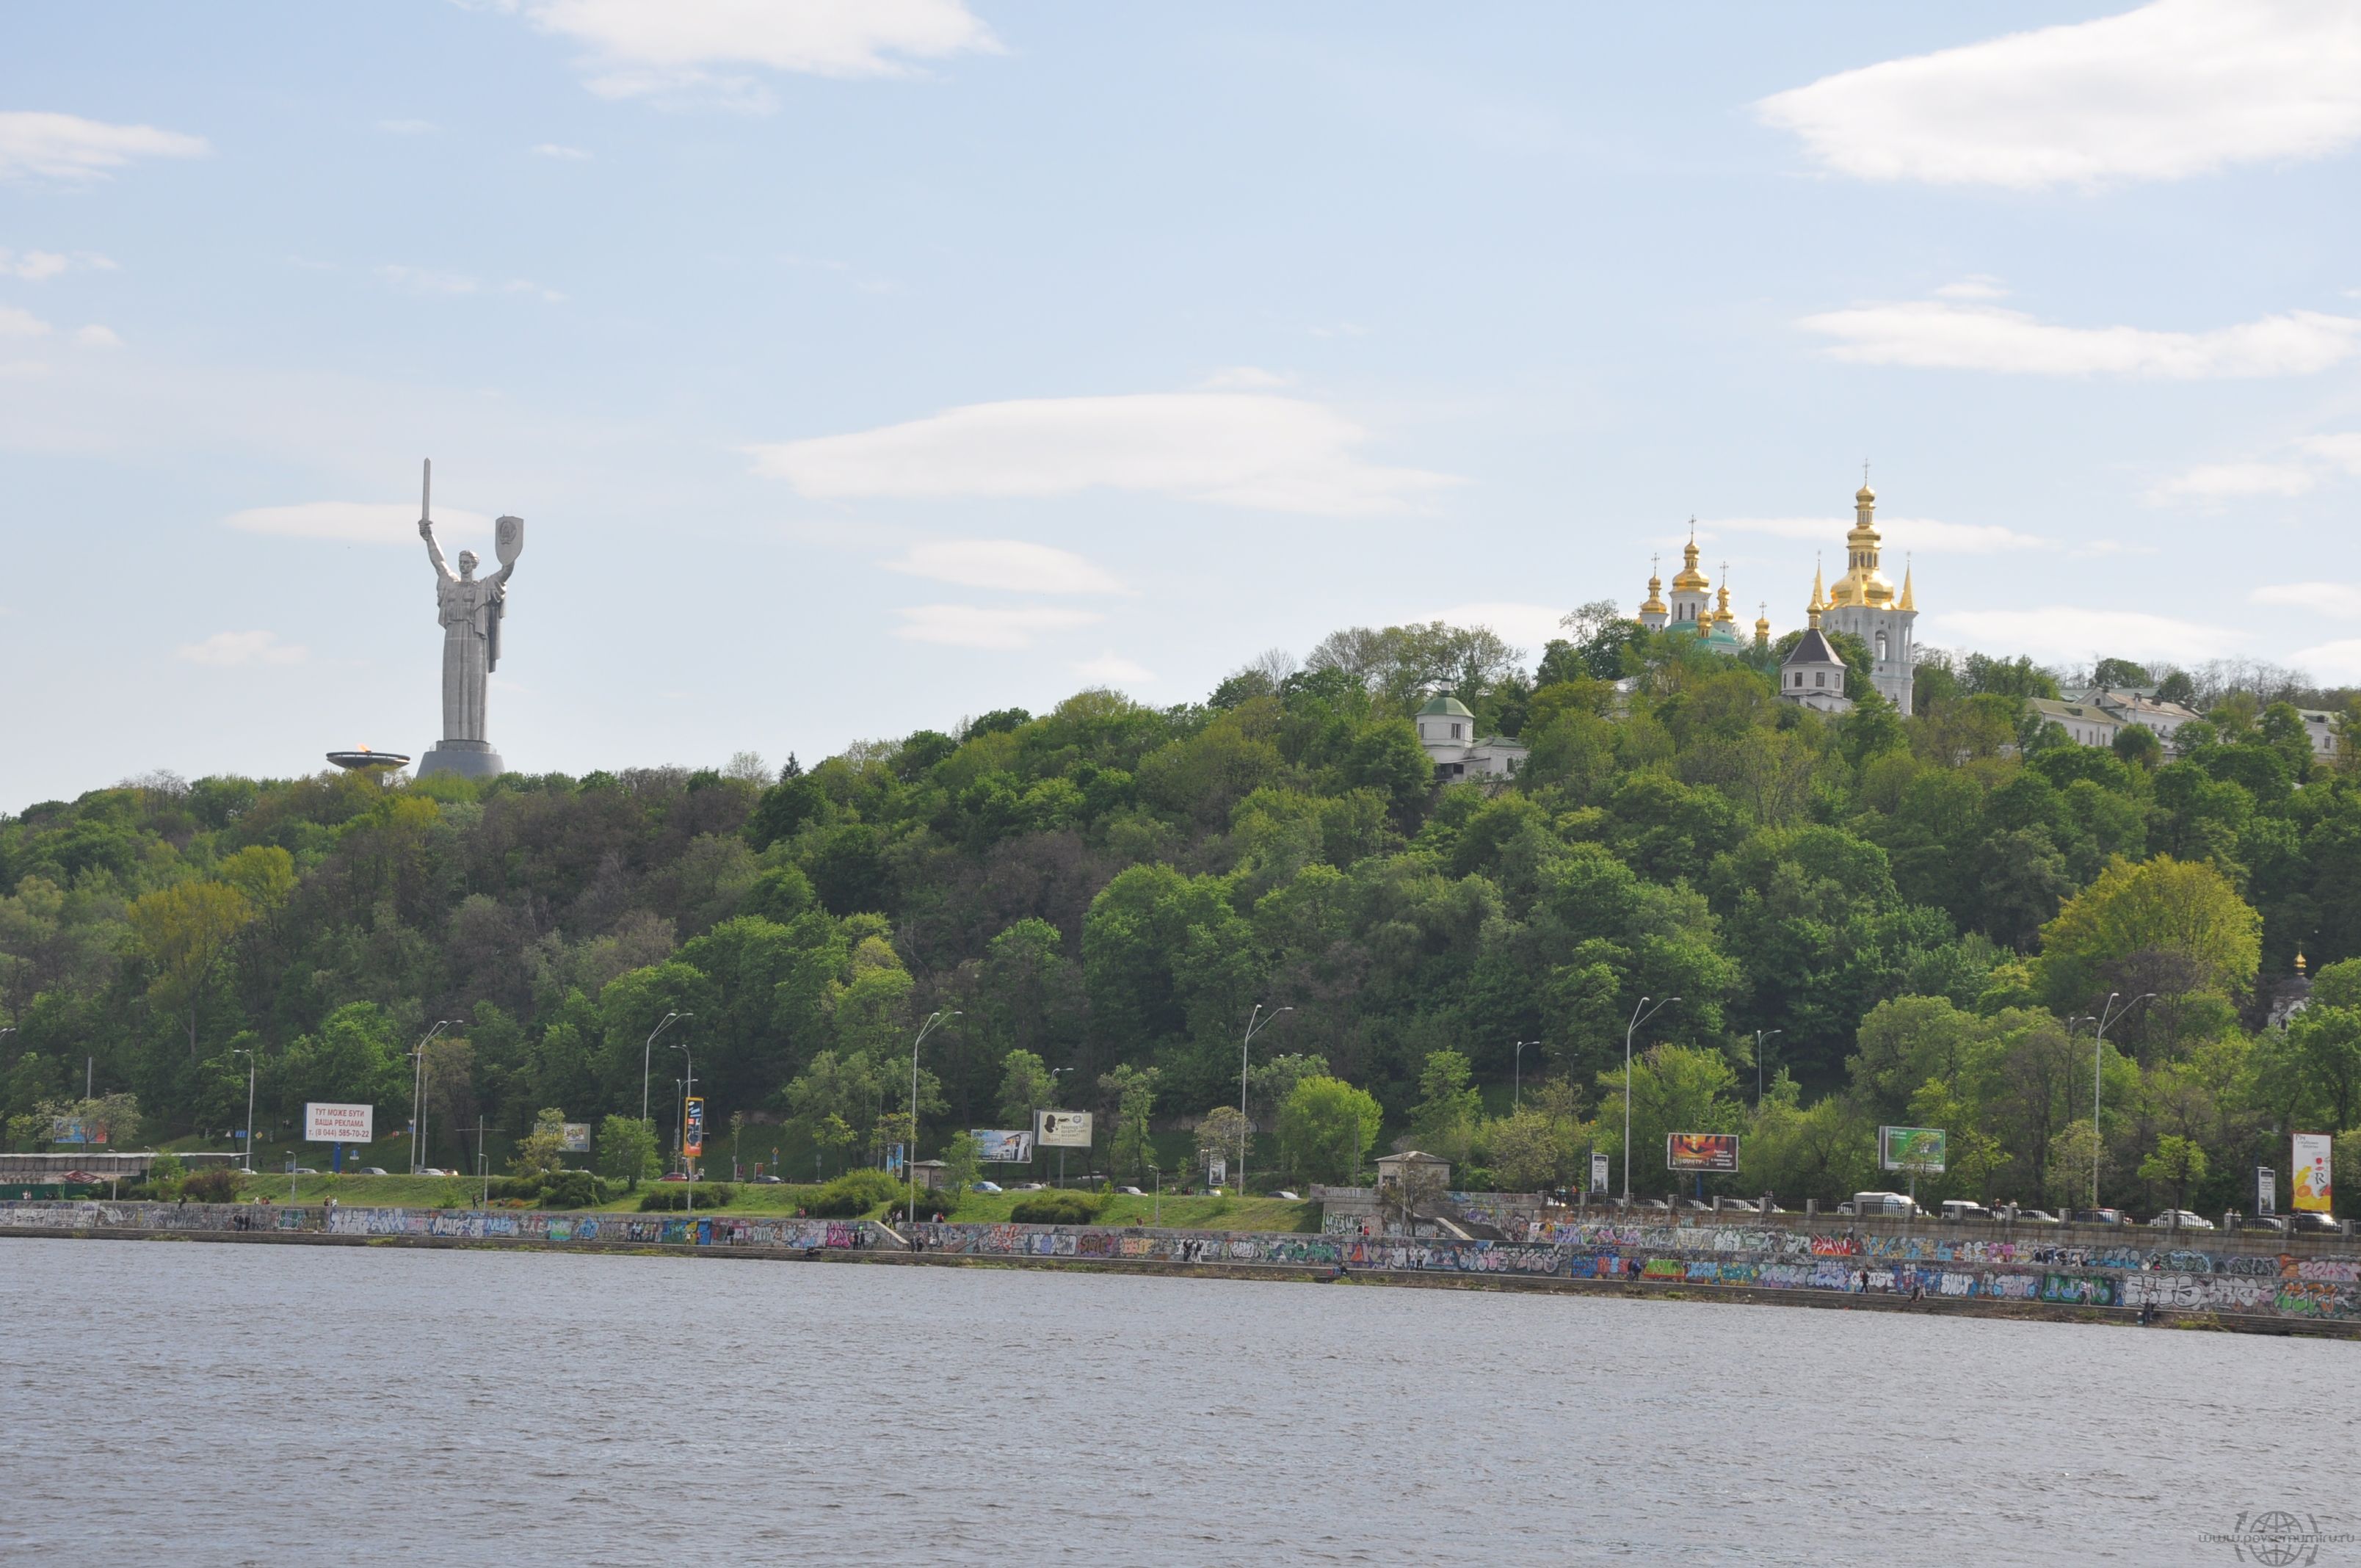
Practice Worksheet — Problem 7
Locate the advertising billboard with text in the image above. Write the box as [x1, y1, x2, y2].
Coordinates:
[683, 1097, 705, 1158]
[560, 1122, 592, 1153]
[1880, 1126, 1947, 1174]
[304, 1102, 373, 1144]
[971, 1130, 1034, 1163]
[1035, 1110, 1092, 1148]
[1667, 1133, 1739, 1172]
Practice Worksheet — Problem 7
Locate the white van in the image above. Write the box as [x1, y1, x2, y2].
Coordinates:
[1939, 1199, 1992, 1222]
[1850, 1191, 1923, 1218]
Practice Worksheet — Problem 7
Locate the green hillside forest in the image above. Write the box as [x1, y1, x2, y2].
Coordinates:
[7, 614, 2361, 1213]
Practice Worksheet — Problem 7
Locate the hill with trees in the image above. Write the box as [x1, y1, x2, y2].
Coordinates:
[4, 613, 2359, 1214]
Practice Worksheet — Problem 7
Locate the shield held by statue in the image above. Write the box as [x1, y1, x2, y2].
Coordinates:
[495, 514, 525, 567]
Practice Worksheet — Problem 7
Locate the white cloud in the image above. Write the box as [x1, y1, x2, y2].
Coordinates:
[1424, 601, 1558, 654]
[893, 603, 1103, 650]
[1197, 366, 1293, 391]
[754, 392, 1460, 517]
[1924, 606, 2246, 664]
[0, 112, 210, 184]
[886, 540, 1129, 595]
[2299, 432, 2361, 473]
[1802, 297, 2361, 379]
[532, 142, 592, 159]
[380, 264, 480, 296]
[0, 249, 68, 282]
[1758, 0, 2361, 189]
[2145, 462, 2318, 502]
[1072, 652, 1156, 686]
[1712, 515, 2049, 553]
[2252, 581, 2361, 617]
[1932, 276, 2009, 301]
[2291, 638, 2361, 682]
[74, 325, 123, 350]
[225, 501, 492, 546]
[377, 118, 438, 136]
[175, 630, 308, 667]
[515, 0, 1000, 107]
[0, 306, 48, 338]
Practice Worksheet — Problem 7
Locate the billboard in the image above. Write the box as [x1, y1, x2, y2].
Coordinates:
[1590, 1150, 1610, 1194]
[1206, 1157, 1226, 1186]
[50, 1115, 106, 1146]
[971, 1129, 1034, 1163]
[2293, 1133, 2332, 1213]
[1880, 1125, 1948, 1174]
[559, 1122, 592, 1153]
[1036, 1110, 1092, 1148]
[683, 1097, 706, 1158]
[2257, 1166, 2277, 1216]
[1667, 1133, 1739, 1172]
[304, 1102, 374, 1144]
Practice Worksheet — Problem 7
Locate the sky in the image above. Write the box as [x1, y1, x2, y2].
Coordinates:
[4, 0, 2360, 810]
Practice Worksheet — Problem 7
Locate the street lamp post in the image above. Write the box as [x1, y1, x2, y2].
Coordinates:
[2089, 991, 2155, 1210]
[1755, 1028, 1782, 1108]
[1050, 1067, 1072, 1187]
[1622, 996, 1680, 1202]
[1514, 1040, 1538, 1111]
[1240, 1003, 1292, 1199]
[231, 1046, 257, 1173]
[908, 1011, 960, 1224]
[673, 1038, 695, 1216]
[408, 1020, 456, 1175]
[641, 1012, 691, 1124]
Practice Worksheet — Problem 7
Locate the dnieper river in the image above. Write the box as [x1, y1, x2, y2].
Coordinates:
[1, 1239, 2350, 1563]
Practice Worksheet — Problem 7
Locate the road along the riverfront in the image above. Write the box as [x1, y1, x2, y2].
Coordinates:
[7, 1199, 2357, 1340]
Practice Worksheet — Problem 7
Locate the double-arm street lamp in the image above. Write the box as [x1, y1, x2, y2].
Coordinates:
[1622, 996, 1680, 1202]
[1240, 1003, 1292, 1199]
[641, 1011, 692, 1124]
[1513, 1040, 1539, 1111]
[409, 1019, 460, 1175]
[1755, 1028, 1783, 1108]
[909, 1010, 961, 1224]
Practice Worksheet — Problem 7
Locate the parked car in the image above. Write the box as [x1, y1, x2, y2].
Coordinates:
[1633, 1198, 1672, 1212]
[289, 1167, 319, 1176]
[2148, 1209, 2215, 1230]
[2008, 1208, 2061, 1224]
[1939, 1200, 1993, 1222]
[1276, 1190, 1300, 1200]
[1849, 1191, 1924, 1218]
[973, 1180, 1004, 1194]
[657, 1172, 687, 1183]
[1678, 1198, 1713, 1211]
[750, 1174, 783, 1185]
[2242, 1214, 2291, 1233]
[354, 1166, 388, 1177]
[2070, 1208, 2129, 1225]
[2290, 1211, 2343, 1235]
[1719, 1198, 1759, 1213]
[1117, 1185, 1144, 1196]
[1014, 1182, 1046, 1191]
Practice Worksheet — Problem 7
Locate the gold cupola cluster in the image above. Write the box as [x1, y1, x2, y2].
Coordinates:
[1824, 482, 1896, 609]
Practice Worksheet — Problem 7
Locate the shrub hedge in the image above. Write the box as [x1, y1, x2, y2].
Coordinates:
[805, 1169, 904, 1217]
[636, 1183, 736, 1212]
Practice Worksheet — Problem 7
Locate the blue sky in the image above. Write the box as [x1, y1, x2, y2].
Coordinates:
[4, 1, 2360, 808]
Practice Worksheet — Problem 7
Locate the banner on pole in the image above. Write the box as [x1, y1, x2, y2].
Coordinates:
[2257, 1166, 2277, 1216]
[1590, 1151, 1609, 1194]
[1667, 1133, 1739, 1172]
[683, 1097, 705, 1158]
[970, 1129, 1034, 1163]
[304, 1102, 374, 1144]
[2293, 1133, 2332, 1212]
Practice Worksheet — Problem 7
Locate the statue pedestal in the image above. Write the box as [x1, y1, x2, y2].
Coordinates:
[417, 740, 506, 780]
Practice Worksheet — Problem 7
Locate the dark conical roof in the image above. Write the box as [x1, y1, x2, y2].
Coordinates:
[1783, 628, 1840, 667]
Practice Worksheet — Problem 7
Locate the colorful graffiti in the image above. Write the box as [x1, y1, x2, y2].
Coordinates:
[7, 1200, 2360, 1324]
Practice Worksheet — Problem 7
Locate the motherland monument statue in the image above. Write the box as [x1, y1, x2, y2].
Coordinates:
[415, 459, 524, 779]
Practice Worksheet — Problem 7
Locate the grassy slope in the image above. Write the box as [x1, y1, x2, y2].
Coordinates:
[206, 1172, 1321, 1232]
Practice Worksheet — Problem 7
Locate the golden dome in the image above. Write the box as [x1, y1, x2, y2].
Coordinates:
[1640, 570, 1667, 616]
[1753, 601, 1771, 642]
[1855, 484, 1875, 506]
[1670, 530, 1708, 592]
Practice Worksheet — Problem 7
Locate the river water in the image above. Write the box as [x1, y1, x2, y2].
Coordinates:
[1, 1238, 2351, 1564]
